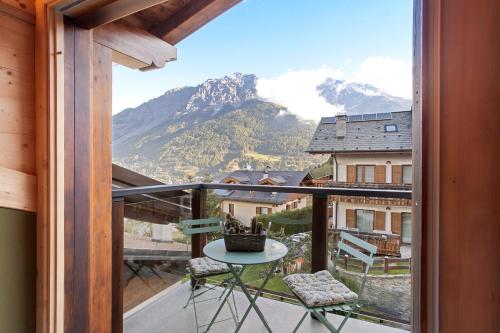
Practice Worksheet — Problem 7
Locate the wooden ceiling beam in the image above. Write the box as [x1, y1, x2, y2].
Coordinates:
[71, 0, 169, 29]
[156, 0, 242, 44]
[149, 0, 226, 43]
[93, 21, 176, 71]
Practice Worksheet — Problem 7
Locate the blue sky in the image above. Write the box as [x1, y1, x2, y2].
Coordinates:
[113, 0, 413, 116]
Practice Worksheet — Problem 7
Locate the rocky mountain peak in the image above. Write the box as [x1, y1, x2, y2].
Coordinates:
[317, 78, 411, 115]
[186, 73, 258, 112]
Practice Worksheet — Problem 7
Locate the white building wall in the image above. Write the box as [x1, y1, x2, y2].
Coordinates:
[221, 197, 307, 226]
[334, 153, 412, 182]
[336, 202, 412, 234]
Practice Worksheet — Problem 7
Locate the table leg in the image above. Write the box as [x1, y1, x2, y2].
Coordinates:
[231, 261, 279, 333]
[203, 266, 246, 333]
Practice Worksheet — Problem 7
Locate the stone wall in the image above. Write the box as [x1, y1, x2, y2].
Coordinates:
[336, 268, 411, 322]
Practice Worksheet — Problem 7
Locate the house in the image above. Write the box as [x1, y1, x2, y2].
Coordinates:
[1, 0, 499, 332]
[215, 170, 312, 225]
[307, 111, 413, 244]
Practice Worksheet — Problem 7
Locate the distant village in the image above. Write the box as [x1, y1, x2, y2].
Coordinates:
[212, 110, 413, 256]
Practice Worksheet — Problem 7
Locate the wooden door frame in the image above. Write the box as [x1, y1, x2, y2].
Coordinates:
[36, 2, 114, 332]
[34, 0, 436, 332]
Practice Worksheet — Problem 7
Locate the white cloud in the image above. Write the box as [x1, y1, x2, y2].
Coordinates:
[255, 57, 411, 121]
[256, 68, 345, 121]
[350, 56, 412, 99]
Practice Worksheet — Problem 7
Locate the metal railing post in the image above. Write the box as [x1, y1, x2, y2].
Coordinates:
[311, 194, 328, 273]
[112, 197, 124, 333]
[190, 188, 208, 287]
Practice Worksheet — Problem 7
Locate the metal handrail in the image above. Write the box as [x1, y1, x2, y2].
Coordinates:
[112, 182, 412, 199]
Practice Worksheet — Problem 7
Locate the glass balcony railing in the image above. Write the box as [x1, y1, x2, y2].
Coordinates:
[112, 183, 412, 332]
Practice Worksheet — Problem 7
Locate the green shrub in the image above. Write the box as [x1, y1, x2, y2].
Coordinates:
[257, 207, 312, 235]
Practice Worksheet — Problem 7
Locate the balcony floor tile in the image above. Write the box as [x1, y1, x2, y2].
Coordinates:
[124, 282, 409, 333]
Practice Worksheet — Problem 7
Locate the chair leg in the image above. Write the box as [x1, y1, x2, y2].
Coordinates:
[311, 308, 338, 333]
[192, 289, 200, 333]
[292, 312, 308, 333]
[184, 279, 199, 308]
[336, 308, 354, 333]
[231, 284, 239, 322]
[218, 279, 230, 300]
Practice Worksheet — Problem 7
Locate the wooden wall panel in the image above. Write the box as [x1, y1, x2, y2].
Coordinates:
[391, 212, 401, 235]
[90, 41, 113, 333]
[374, 211, 386, 231]
[436, 0, 500, 332]
[0, 10, 35, 207]
[0, 0, 35, 16]
[0, 166, 36, 211]
[346, 209, 355, 228]
[346, 165, 356, 182]
[392, 165, 402, 184]
[374, 165, 386, 184]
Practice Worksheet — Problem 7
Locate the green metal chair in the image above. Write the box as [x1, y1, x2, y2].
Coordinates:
[182, 217, 240, 333]
[283, 231, 377, 333]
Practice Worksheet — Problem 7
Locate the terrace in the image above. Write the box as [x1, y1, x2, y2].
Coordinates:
[124, 281, 408, 333]
[113, 182, 412, 332]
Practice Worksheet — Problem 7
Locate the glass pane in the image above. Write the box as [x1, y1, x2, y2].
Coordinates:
[356, 166, 363, 182]
[122, 190, 192, 312]
[403, 165, 412, 184]
[356, 209, 374, 232]
[365, 166, 375, 183]
[402, 212, 412, 243]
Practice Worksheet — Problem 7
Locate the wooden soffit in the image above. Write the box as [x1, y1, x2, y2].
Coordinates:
[93, 20, 177, 70]
[60, 0, 242, 45]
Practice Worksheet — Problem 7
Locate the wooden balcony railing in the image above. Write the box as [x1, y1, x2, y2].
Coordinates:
[330, 229, 402, 257]
[111, 182, 411, 332]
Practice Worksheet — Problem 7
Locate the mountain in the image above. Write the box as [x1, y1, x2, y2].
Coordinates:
[317, 78, 412, 115]
[112, 74, 322, 183]
[112, 73, 411, 183]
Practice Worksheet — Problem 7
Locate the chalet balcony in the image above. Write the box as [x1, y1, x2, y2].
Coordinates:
[124, 281, 409, 333]
[113, 183, 412, 332]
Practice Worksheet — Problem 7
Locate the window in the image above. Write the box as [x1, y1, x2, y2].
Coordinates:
[385, 124, 398, 132]
[356, 210, 374, 232]
[286, 204, 290, 211]
[402, 212, 412, 243]
[292, 201, 298, 209]
[356, 165, 375, 183]
[403, 165, 412, 184]
[256, 207, 271, 215]
[228, 203, 234, 216]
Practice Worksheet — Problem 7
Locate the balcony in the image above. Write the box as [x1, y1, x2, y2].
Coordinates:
[112, 183, 412, 332]
[124, 281, 409, 333]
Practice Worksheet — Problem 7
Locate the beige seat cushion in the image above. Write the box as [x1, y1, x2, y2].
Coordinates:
[283, 270, 358, 308]
[188, 257, 231, 277]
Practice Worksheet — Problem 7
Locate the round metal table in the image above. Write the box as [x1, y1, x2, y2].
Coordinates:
[202, 239, 288, 333]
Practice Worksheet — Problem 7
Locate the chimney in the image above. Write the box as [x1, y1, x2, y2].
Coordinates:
[263, 166, 270, 179]
[336, 114, 347, 138]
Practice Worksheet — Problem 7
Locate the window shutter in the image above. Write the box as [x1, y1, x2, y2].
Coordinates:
[269, 208, 272, 214]
[347, 165, 356, 182]
[392, 165, 403, 184]
[256, 207, 260, 215]
[391, 212, 402, 235]
[375, 165, 386, 183]
[374, 211, 386, 230]
[346, 209, 356, 228]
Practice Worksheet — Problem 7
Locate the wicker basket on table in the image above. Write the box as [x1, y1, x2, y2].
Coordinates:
[222, 215, 271, 252]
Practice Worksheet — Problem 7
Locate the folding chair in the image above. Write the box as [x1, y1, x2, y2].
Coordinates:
[182, 217, 240, 333]
[283, 231, 377, 333]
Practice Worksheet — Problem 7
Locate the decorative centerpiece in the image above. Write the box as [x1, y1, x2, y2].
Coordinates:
[222, 214, 270, 252]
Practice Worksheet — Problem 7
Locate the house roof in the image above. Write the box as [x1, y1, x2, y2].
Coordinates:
[307, 110, 412, 154]
[215, 170, 311, 205]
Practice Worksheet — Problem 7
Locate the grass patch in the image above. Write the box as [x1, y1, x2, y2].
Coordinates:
[244, 151, 281, 162]
[187, 263, 293, 296]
